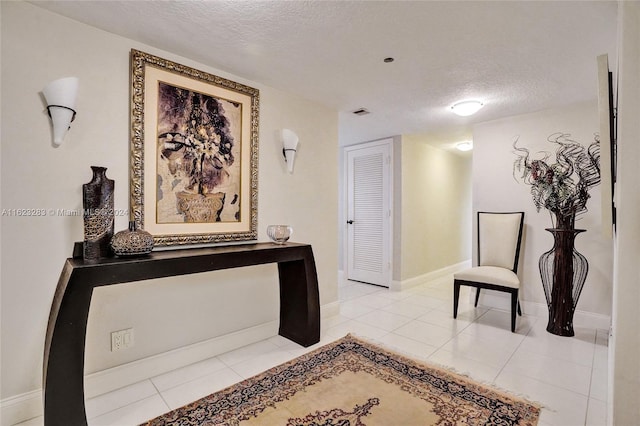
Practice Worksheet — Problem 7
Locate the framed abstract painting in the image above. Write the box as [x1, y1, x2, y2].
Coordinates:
[130, 49, 259, 246]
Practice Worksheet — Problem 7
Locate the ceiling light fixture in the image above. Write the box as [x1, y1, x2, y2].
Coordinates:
[451, 100, 484, 117]
[456, 141, 473, 152]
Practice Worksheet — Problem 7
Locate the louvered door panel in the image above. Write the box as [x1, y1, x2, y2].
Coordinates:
[353, 153, 383, 274]
[346, 140, 391, 287]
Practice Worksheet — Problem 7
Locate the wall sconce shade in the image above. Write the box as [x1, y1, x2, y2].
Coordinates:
[43, 77, 79, 146]
[281, 128, 299, 173]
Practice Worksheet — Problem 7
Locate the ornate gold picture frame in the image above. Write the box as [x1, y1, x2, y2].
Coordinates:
[130, 49, 259, 246]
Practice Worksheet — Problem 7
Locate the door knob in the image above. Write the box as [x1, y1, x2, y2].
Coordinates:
[347, 220, 354, 224]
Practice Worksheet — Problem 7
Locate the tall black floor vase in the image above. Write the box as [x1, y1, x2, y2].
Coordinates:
[539, 228, 588, 337]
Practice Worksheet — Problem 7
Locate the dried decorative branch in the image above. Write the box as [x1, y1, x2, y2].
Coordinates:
[513, 133, 601, 229]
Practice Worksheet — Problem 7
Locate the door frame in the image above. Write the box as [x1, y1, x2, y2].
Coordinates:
[342, 138, 394, 287]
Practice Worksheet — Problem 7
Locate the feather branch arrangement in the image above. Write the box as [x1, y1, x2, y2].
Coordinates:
[513, 132, 601, 229]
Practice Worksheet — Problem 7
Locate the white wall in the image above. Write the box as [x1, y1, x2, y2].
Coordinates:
[610, 1, 640, 423]
[472, 101, 613, 316]
[1, 1, 338, 403]
[399, 135, 472, 281]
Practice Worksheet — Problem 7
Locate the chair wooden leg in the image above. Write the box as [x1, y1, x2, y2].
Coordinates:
[474, 288, 481, 307]
[517, 299, 522, 316]
[453, 281, 460, 318]
[510, 290, 518, 332]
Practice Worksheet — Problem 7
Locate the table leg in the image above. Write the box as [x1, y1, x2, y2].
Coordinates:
[43, 275, 92, 426]
[277, 255, 320, 347]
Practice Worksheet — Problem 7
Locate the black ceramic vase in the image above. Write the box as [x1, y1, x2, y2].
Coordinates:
[83, 166, 115, 259]
[539, 228, 589, 337]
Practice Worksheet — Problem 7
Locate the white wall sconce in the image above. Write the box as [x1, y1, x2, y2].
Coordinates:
[43, 77, 79, 146]
[281, 128, 299, 173]
[451, 100, 483, 117]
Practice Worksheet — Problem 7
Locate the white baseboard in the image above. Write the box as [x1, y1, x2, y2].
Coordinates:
[84, 321, 279, 399]
[322, 300, 341, 319]
[390, 260, 471, 291]
[524, 300, 611, 330]
[478, 292, 611, 330]
[1, 303, 340, 426]
[0, 389, 42, 426]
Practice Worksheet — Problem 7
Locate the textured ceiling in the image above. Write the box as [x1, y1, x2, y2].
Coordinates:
[30, 1, 618, 149]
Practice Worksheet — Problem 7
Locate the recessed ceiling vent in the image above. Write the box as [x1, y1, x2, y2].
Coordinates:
[352, 108, 370, 116]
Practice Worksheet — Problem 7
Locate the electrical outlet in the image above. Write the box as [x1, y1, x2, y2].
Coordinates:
[111, 328, 134, 352]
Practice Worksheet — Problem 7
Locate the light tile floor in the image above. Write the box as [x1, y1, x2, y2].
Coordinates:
[18, 275, 608, 426]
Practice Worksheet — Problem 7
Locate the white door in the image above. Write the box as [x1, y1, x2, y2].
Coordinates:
[345, 139, 392, 287]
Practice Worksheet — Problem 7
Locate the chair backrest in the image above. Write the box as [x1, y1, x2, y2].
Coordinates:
[477, 211, 524, 272]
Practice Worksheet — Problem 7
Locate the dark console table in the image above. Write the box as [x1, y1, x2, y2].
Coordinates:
[43, 242, 320, 426]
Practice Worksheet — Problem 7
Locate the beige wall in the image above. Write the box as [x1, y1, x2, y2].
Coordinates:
[1, 1, 338, 400]
[398, 135, 472, 281]
[472, 101, 613, 316]
[611, 1, 640, 423]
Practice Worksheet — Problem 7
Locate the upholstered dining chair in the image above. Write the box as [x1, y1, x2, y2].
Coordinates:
[453, 211, 525, 332]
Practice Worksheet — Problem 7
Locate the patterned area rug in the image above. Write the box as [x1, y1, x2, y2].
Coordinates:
[141, 334, 540, 425]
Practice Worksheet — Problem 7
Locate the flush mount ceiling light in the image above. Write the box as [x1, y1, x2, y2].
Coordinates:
[456, 141, 473, 151]
[451, 100, 484, 117]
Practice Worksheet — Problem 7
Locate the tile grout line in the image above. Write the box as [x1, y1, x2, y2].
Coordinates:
[489, 313, 538, 384]
[86, 380, 168, 424]
[148, 379, 172, 414]
[147, 358, 231, 405]
[582, 329, 600, 426]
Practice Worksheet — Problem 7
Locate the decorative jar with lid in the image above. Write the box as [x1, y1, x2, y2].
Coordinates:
[110, 221, 154, 256]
